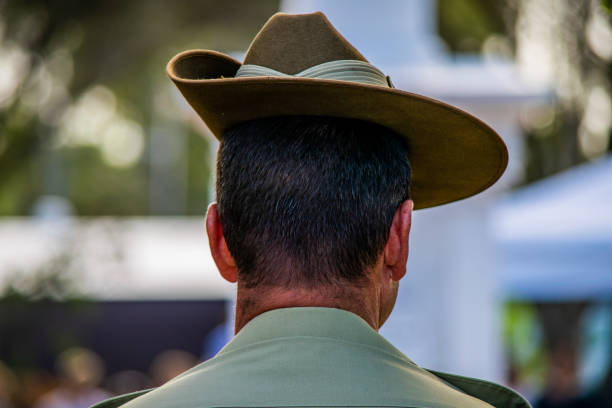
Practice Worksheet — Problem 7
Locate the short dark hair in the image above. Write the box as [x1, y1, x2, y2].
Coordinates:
[216, 116, 411, 288]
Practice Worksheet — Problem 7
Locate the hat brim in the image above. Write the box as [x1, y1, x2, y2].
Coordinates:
[167, 50, 508, 210]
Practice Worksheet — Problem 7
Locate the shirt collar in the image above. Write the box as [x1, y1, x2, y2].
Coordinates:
[216, 306, 416, 366]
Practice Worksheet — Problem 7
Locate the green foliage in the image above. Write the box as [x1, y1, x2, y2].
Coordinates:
[503, 302, 547, 389]
[437, 0, 508, 53]
[185, 128, 213, 214]
[0, 0, 278, 216]
[63, 146, 149, 215]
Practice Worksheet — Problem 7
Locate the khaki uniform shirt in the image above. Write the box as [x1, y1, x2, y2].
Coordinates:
[93, 307, 530, 408]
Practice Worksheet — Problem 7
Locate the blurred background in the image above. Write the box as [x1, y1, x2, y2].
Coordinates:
[0, 0, 611, 407]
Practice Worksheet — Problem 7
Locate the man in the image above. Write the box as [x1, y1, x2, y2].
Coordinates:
[93, 11, 530, 408]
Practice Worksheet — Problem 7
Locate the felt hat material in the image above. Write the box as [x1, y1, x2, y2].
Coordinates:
[167, 12, 508, 209]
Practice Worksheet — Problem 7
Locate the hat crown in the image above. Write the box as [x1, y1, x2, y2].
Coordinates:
[243, 12, 367, 75]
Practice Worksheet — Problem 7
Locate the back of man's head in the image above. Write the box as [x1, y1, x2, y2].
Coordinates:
[216, 116, 411, 289]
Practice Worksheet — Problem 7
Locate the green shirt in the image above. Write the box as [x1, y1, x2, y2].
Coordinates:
[93, 307, 530, 408]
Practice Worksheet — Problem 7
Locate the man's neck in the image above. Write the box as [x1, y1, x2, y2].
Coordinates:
[234, 283, 382, 333]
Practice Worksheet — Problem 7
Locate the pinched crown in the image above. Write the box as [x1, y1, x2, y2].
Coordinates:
[243, 12, 368, 75]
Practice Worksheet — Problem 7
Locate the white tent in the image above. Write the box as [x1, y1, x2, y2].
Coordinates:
[0, 216, 231, 300]
[492, 156, 612, 300]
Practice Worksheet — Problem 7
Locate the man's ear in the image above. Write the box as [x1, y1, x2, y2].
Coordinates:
[383, 199, 413, 281]
[206, 202, 237, 283]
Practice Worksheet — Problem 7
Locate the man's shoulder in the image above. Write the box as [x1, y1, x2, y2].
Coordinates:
[91, 368, 530, 408]
[424, 369, 531, 408]
[91, 390, 152, 408]
[91, 309, 531, 408]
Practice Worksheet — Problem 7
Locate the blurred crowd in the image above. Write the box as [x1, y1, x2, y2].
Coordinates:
[0, 347, 199, 408]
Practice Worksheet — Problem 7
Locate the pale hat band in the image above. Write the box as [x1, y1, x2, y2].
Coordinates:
[235, 59, 393, 88]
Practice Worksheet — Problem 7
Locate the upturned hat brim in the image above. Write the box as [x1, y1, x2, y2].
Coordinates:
[167, 49, 507, 210]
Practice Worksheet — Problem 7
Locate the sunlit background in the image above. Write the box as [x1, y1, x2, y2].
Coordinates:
[0, 0, 611, 407]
